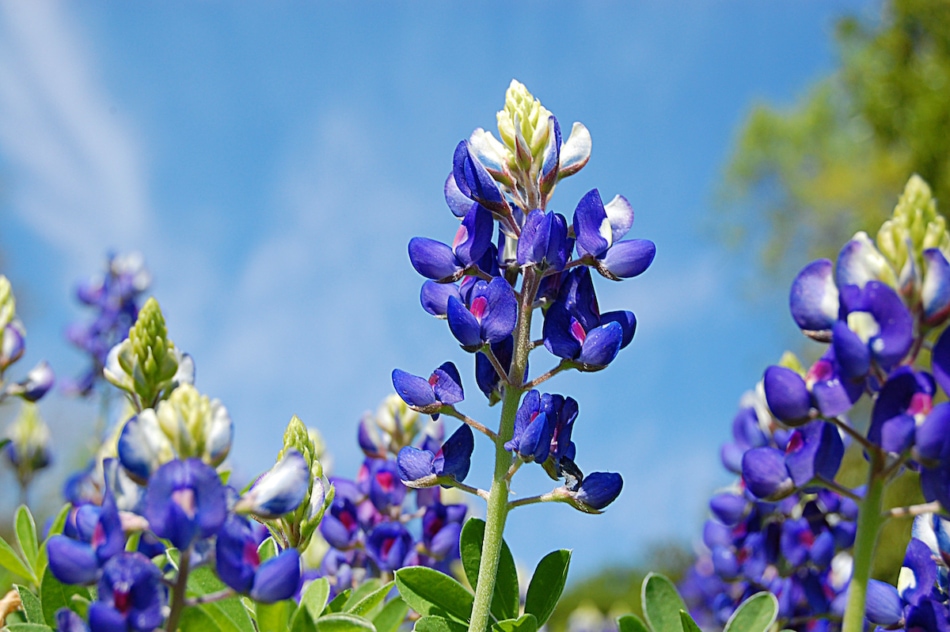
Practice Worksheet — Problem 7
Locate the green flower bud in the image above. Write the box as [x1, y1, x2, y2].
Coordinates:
[877, 175, 950, 288]
[5, 401, 51, 488]
[277, 415, 330, 550]
[777, 351, 805, 376]
[496, 80, 552, 169]
[375, 393, 421, 452]
[0, 276, 15, 331]
[105, 298, 180, 408]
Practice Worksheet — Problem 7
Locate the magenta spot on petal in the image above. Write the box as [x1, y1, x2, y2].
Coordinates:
[909, 393, 933, 417]
[806, 360, 834, 385]
[339, 510, 356, 531]
[376, 470, 395, 493]
[453, 224, 469, 252]
[92, 522, 106, 549]
[114, 588, 131, 614]
[798, 529, 815, 547]
[428, 374, 439, 387]
[785, 431, 804, 456]
[243, 540, 261, 569]
[570, 318, 587, 344]
[425, 516, 444, 540]
[470, 296, 488, 321]
[381, 537, 395, 558]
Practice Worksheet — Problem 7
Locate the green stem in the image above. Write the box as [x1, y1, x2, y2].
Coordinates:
[469, 270, 538, 632]
[165, 548, 192, 632]
[841, 452, 886, 632]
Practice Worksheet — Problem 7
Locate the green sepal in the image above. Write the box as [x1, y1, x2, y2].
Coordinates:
[459, 518, 519, 621]
[641, 572, 687, 632]
[723, 591, 778, 632]
[524, 549, 571, 627]
[394, 566, 473, 624]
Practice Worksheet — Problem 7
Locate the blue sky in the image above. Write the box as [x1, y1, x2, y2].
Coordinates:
[0, 1, 872, 579]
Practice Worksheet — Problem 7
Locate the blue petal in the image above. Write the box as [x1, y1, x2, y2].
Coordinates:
[453, 204, 493, 267]
[763, 366, 811, 424]
[789, 259, 838, 333]
[452, 141, 507, 215]
[575, 472, 623, 510]
[542, 302, 581, 360]
[865, 580, 903, 627]
[917, 403, 950, 462]
[923, 248, 950, 326]
[577, 322, 623, 367]
[437, 424, 474, 482]
[481, 277, 518, 344]
[741, 447, 793, 500]
[933, 326, 950, 396]
[444, 172, 474, 218]
[47, 536, 99, 585]
[600, 311, 636, 349]
[447, 296, 483, 348]
[392, 369, 436, 409]
[215, 515, 256, 595]
[709, 493, 746, 526]
[396, 447, 436, 482]
[431, 362, 464, 406]
[250, 549, 301, 603]
[572, 189, 611, 258]
[238, 451, 310, 518]
[408, 238, 460, 280]
[599, 239, 656, 278]
[832, 321, 871, 379]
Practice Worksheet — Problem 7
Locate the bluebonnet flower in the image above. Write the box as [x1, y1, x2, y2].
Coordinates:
[475, 335, 517, 404]
[48, 492, 125, 585]
[567, 471, 623, 513]
[365, 522, 414, 572]
[517, 210, 570, 272]
[234, 450, 310, 518]
[543, 268, 637, 370]
[143, 458, 227, 551]
[571, 189, 656, 280]
[418, 502, 466, 571]
[392, 362, 464, 416]
[446, 277, 518, 351]
[216, 514, 301, 603]
[4, 401, 52, 491]
[367, 458, 408, 513]
[397, 423, 474, 488]
[868, 368, 934, 455]
[409, 204, 494, 281]
[6, 360, 55, 402]
[88, 552, 166, 632]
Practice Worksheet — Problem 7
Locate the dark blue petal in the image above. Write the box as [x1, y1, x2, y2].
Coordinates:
[865, 580, 903, 627]
[447, 296, 483, 348]
[832, 321, 871, 379]
[144, 459, 227, 550]
[437, 424, 474, 482]
[56, 608, 90, 632]
[542, 302, 581, 360]
[397, 447, 436, 482]
[431, 362, 464, 406]
[923, 248, 950, 326]
[901, 538, 937, 606]
[709, 493, 746, 526]
[572, 189, 610, 258]
[453, 204, 493, 266]
[215, 515, 256, 595]
[600, 311, 636, 349]
[577, 322, 623, 367]
[517, 411, 553, 463]
[933, 327, 950, 396]
[599, 239, 656, 278]
[863, 281, 914, 368]
[917, 403, 950, 462]
[88, 603, 128, 632]
[574, 472, 623, 510]
[481, 277, 518, 344]
[452, 141, 507, 215]
[784, 422, 843, 488]
[48, 536, 99, 585]
[763, 366, 811, 424]
[420, 281, 461, 317]
[742, 447, 794, 500]
[392, 369, 437, 409]
[444, 172, 474, 218]
[408, 238, 460, 280]
[250, 549, 301, 603]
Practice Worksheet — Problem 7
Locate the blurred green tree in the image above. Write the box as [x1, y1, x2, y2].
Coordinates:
[722, 0, 950, 276]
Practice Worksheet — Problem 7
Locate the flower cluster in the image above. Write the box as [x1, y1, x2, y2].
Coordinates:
[395, 80, 653, 523]
[0, 275, 55, 500]
[65, 252, 150, 396]
[315, 395, 470, 597]
[680, 382, 856, 630]
[48, 298, 329, 631]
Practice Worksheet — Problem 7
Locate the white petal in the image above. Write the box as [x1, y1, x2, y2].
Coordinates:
[603, 194, 634, 243]
[558, 122, 591, 178]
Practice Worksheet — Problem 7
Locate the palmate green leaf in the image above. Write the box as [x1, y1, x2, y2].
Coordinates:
[15, 585, 43, 624]
[255, 599, 296, 632]
[679, 610, 702, 632]
[15, 506, 39, 573]
[723, 591, 778, 632]
[641, 573, 687, 632]
[186, 566, 255, 632]
[491, 613, 538, 632]
[346, 580, 392, 618]
[372, 596, 408, 632]
[394, 567, 473, 624]
[326, 590, 351, 614]
[0, 532, 35, 582]
[289, 578, 330, 631]
[314, 613, 376, 631]
[413, 615, 468, 632]
[460, 518, 519, 621]
[617, 614, 649, 632]
[524, 549, 571, 627]
[39, 567, 90, 627]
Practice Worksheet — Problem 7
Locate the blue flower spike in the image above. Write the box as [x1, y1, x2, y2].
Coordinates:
[408, 204, 494, 282]
[572, 188, 655, 280]
[397, 423, 474, 488]
[88, 552, 166, 632]
[216, 514, 301, 603]
[446, 277, 518, 352]
[143, 458, 228, 551]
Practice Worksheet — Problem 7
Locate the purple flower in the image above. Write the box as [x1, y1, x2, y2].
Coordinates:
[397, 424, 474, 487]
[234, 451, 310, 519]
[572, 189, 655, 280]
[88, 552, 166, 632]
[365, 522, 413, 572]
[320, 488, 361, 550]
[367, 459, 407, 513]
[869, 368, 934, 454]
[569, 471, 623, 512]
[392, 362, 464, 416]
[741, 447, 794, 501]
[542, 268, 636, 370]
[517, 210, 570, 272]
[48, 494, 125, 585]
[783, 421, 844, 489]
[452, 140, 510, 217]
[0, 322, 25, 371]
[408, 204, 494, 281]
[143, 459, 227, 551]
[420, 503, 466, 563]
[446, 277, 518, 351]
[475, 336, 515, 403]
[7, 360, 55, 402]
[505, 390, 554, 463]
[835, 281, 913, 375]
[789, 259, 839, 337]
[922, 248, 950, 327]
[216, 514, 301, 603]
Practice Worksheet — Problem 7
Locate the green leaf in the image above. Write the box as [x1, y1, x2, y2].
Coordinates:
[314, 613, 376, 631]
[290, 578, 330, 631]
[181, 605, 225, 631]
[413, 616, 468, 632]
[186, 566, 255, 632]
[255, 599, 296, 632]
[523, 549, 571, 627]
[70, 594, 91, 620]
[347, 581, 392, 618]
[617, 614, 650, 632]
[641, 573, 687, 632]
[291, 610, 317, 632]
[15, 585, 43, 624]
[394, 567, 473, 623]
[325, 590, 351, 614]
[15, 506, 38, 573]
[344, 579, 382, 610]
[459, 518, 519, 621]
[372, 596, 408, 632]
[0, 533, 35, 582]
[258, 537, 279, 563]
[39, 567, 90, 627]
[679, 610, 702, 632]
[6, 624, 54, 631]
[723, 592, 778, 632]
[35, 505, 70, 581]
[491, 614, 538, 632]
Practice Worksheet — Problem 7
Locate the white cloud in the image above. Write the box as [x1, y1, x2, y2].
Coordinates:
[0, 1, 150, 272]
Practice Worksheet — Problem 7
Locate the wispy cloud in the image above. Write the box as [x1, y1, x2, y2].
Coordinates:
[0, 1, 150, 272]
